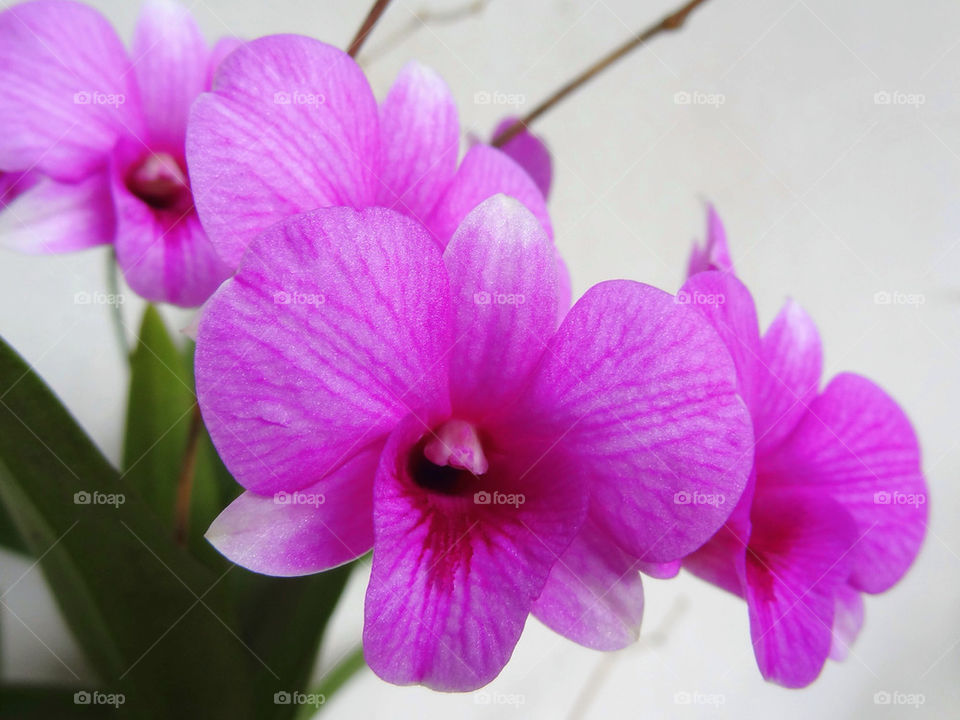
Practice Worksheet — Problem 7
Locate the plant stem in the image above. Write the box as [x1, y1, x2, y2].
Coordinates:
[492, 0, 713, 147]
[347, 0, 394, 58]
[173, 403, 202, 546]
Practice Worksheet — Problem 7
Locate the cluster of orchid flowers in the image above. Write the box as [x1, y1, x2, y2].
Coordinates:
[0, 0, 927, 695]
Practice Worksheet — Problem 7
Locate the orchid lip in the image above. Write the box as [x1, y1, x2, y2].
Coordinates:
[125, 151, 191, 211]
[409, 419, 490, 496]
[423, 419, 488, 476]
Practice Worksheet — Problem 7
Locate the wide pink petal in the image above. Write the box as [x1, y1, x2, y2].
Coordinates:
[829, 584, 864, 661]
[759, 373, 927, 594]
[111, 156, 230, 307]
[363, 414, 586, 690]
[492, 117, 552, 199]
[376, 62, 459, 225]
[504, 280, 754, 562]
[532, 514, 644, 650]
[0, 0, 142, 180]
[195, 207, 451, 496]
[687, 204, 733, 277]
[425, 144, 552, 247]
[679, 271, 762, 413]
[132, 0, 209, 152]
[0, 171, 114, 253]
[442, 195, 557, 420]
[755, 299, 823, 454]
[744, 491, 856, 688]
[186, 34, 380, 267]
[205, 443, 381, 576]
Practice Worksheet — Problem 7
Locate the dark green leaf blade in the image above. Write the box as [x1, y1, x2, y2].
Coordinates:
[122, 304, 193, 526]
[0, 334, 256, 719]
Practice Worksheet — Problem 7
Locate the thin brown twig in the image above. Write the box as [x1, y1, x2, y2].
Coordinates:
[347, 0, 394, 58]
[173, 403, 203, 547]
[492, 0, 712, 147]
[358, 0, 492, 64]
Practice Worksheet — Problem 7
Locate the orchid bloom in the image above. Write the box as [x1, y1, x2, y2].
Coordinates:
[0, 0, 236, 306]
[490, 117, 553, 200]
[680, 207, 927, 687]
[197, 196, 753, 690]
[185, 34, 569, 301]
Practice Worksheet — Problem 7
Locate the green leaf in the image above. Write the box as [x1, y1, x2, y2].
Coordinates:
[0, 490, 28, 556]
[122, 307, 226, 565]
[0, 334, 258, 719]
[122, 304, 193, 524]
[177, 359, 358, 720]
[232, 565, 354, 720]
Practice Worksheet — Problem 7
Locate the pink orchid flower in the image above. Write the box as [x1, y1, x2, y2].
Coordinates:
[0, 0, 235, 306]
[197, 195, 754, 690]
[680, 207, 927, 687]
[185, 35, 564, 290]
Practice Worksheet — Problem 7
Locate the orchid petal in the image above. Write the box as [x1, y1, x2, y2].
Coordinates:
[532, 515, 644, 650]
[679, 271, 762, 413]
[205, 443, 381, 575]
[829, 584, 864, 661]
[0, 0, 142, 180]
[755, 299, 822, 454]
[759, 373, 927, 594]
[187, 34, 380, 266]
[377, 61, 459, 224]
[0, 171, 113, 253]
[687, 204, 733, 277]
[132, 0, 209, 152]
[505, 280, 754, 562]
[744, 491, 856, 688]
[492, 116, 552, 199]
[426, 144, 552, 246]
[195, 207, 450, 495]
[442, 195, 558, 419]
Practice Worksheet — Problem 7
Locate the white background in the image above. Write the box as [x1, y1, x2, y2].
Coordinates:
[1, 0, 958, 718]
